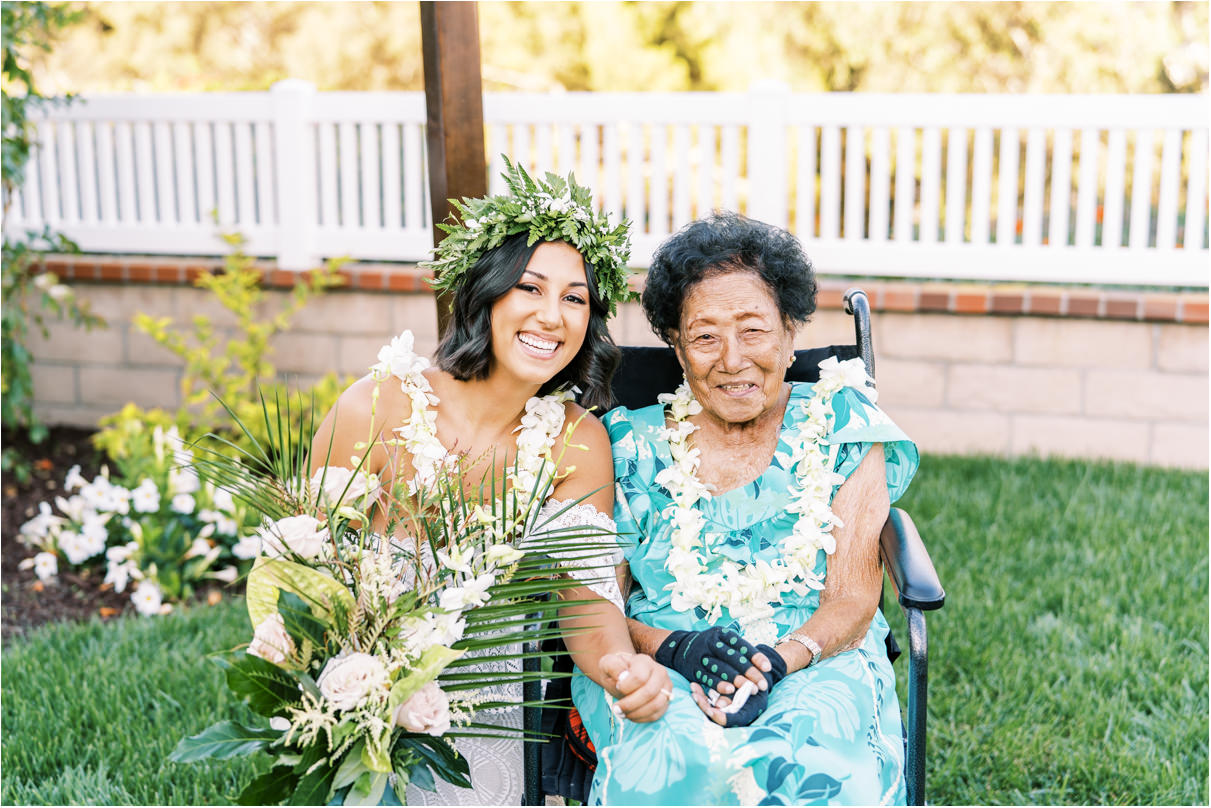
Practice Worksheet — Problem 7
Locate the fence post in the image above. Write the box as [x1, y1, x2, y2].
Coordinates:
[747, 81, 791, 227]
[272, 79, 318, 270]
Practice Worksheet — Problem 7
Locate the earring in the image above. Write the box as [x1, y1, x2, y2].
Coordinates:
[787, 353, 795, 367]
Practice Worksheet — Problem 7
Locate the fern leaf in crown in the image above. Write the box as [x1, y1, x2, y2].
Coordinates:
[423, 155, 634, 317]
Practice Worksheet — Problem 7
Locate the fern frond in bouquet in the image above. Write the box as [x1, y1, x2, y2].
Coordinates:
[171, 390, 621, 805]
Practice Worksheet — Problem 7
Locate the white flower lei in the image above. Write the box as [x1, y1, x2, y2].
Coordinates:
[654, 357, 876, 646]
[369, 330, 572, 502]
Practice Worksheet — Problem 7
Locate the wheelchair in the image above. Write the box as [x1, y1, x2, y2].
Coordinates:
[521, 289, 946, 806]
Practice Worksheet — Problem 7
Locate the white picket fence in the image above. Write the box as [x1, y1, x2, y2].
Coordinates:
[5, 80, 1208, 286]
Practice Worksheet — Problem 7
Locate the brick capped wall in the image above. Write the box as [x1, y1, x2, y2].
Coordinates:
[26, 254, 1209, 469]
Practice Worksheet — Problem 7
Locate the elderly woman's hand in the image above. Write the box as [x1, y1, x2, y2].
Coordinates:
[600, 652, 674, 723]
[688, 642, 787, 727]
[654, 627, 780, 697]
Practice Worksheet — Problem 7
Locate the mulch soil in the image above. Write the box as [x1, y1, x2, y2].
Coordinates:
[2, 426, 131, 644]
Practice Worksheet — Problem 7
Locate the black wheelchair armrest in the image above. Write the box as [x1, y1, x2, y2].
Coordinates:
[880, 508, 945, 612]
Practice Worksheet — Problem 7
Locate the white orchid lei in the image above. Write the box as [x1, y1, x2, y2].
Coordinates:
[654, 356, 877, 646]
[370, 329, 573, 509]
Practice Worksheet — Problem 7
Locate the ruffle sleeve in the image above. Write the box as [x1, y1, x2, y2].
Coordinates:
[526, 499, 625, 613]
[825, 385, 919, 503]
[603, 405, 664, 563]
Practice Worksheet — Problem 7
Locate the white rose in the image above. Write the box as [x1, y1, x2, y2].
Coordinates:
[308, 466, 380, 510]
[248, 612, 295, 665]
[132, 580, 163, 616]
[48, 284, 72, 302]
[317, 652, 389, 711]
[393, 681, 451, 736]
[258, 514, 329, 559]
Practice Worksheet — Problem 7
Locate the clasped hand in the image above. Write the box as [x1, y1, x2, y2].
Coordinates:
[654, 626, 786, 727]
[599, 652, 673, 723]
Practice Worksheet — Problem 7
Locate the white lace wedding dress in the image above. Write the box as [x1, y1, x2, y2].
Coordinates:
[404, 500, 623, 805]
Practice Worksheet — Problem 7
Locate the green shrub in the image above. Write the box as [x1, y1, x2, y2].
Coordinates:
[93, 236, 349, 463]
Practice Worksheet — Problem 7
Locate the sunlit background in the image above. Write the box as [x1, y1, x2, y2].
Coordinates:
[31, 1, 1210, 95]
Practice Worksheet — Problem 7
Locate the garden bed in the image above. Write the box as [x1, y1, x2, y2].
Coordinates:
[2, 426, 239, 642]
[0, 426, 131, 642]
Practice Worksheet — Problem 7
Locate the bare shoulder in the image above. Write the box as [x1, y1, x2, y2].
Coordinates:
[552, 401, 614, 509]
[310, 374, 412, 474]
[334, 374, 412, 433]
[560, 400, 611, 455]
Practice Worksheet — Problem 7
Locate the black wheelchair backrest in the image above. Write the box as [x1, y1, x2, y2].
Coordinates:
[609, 344, 862, 411]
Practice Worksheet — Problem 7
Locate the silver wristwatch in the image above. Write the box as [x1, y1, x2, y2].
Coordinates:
[781, 631, 823, 666]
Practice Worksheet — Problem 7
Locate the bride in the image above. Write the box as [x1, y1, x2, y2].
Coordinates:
[308, 162, 673, 804]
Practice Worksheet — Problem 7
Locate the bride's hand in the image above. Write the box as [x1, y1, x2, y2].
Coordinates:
[600, 652, 673, 723]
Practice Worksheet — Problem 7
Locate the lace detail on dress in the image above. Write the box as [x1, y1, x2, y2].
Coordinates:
[526, 499, 624, 613]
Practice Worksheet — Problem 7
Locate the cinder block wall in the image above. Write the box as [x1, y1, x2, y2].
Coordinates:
[26, 257, 1209, 470]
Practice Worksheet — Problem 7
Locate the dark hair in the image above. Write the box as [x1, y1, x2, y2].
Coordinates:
[641, 212, 818, 344]
[434, 232, 620, 411]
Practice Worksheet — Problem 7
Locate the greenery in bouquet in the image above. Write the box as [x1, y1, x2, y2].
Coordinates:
[18, 424, 259, 614]
[171, 386, 618, 805]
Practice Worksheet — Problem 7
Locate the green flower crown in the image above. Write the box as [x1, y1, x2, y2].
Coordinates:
[424, 156, 634, 317]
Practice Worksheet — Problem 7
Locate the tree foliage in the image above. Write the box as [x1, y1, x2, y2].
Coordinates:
[1, 2, 101, 483]
[24, 1, 1209, 96]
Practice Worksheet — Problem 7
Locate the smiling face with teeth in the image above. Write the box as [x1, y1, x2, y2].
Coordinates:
[488, 240, 592, 389]
[671, 270, 799, 428]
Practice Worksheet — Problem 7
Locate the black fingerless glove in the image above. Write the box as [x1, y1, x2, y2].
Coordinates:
[653, 626, 759, 692]
[720, 644, 788, 728]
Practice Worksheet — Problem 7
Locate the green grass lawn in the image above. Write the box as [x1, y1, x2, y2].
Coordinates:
[2, 454, 1207, 805]
[887, 454, 1208, 805]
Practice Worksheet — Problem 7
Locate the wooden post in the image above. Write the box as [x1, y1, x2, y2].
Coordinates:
[420, 0, 488, 336]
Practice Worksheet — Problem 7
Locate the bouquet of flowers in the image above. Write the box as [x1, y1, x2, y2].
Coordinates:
[170, 392, 617, 805]
[18, 425, 256, 614]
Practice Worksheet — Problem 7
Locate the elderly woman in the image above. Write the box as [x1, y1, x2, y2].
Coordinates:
[570, 213, 919, 805]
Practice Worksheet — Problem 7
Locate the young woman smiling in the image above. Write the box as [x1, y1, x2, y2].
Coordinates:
[308, 164, 671, 805]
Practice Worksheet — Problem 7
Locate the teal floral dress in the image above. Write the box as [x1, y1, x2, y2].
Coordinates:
[570, 382, 919, 806]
